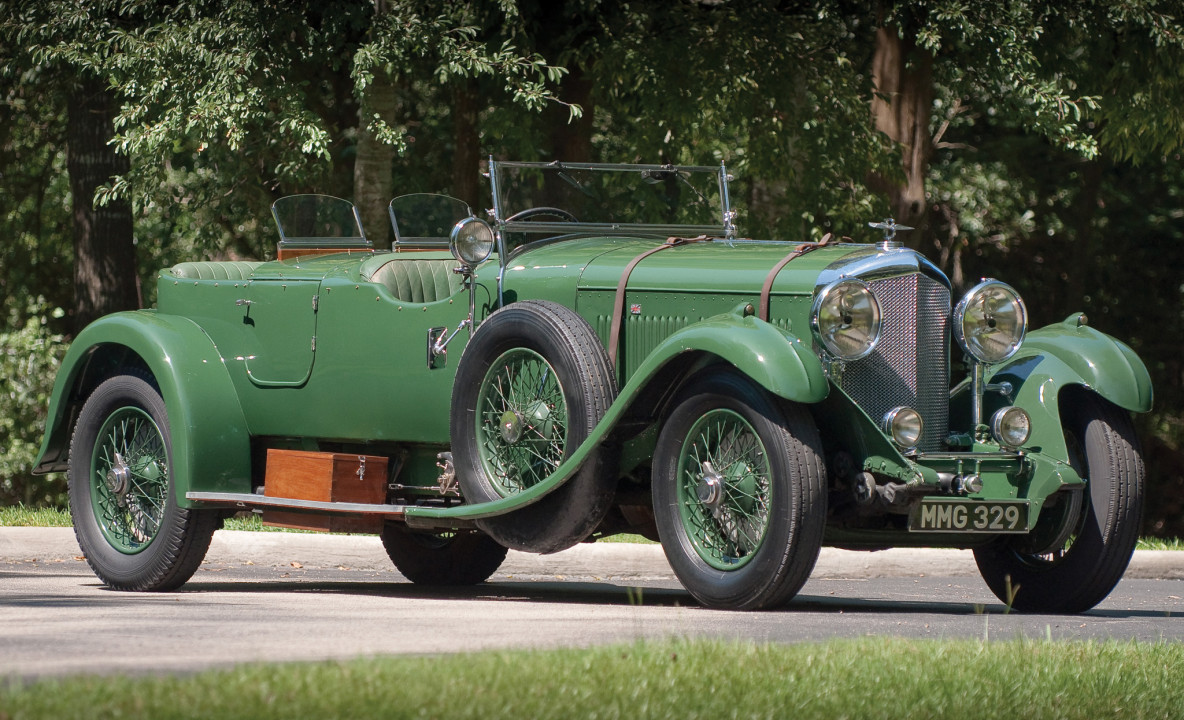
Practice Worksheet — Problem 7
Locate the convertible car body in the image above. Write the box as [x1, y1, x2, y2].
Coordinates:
[36, 160, 1151, 611]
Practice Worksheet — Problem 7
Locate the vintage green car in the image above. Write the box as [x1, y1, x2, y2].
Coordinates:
[35, 160, 1151, 612]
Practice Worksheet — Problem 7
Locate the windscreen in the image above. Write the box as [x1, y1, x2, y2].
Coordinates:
[389, 194, 475, 246]
[491, 162, 729, 236]
[272, 194, 366, 243]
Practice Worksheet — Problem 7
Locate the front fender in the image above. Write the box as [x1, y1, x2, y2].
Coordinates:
[629, 309, 830, 404]
[984, 313, 1152, 464]
[35, 311, 251, 506]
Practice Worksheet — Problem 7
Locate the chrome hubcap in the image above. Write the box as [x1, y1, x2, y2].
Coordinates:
[105, 452, 131, 499]
[500, 410, 524, 444]
[696, 461, 724, 508]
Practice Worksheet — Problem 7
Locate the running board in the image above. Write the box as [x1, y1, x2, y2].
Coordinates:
[186, 491, 408, 518]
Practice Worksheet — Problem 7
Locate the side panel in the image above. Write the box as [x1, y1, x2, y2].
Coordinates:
[228, 275, 477, 442]
[35, 312, 252, 504]
[241, 279, 320, 386]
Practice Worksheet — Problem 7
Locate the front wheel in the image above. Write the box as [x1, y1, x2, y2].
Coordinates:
[652, 371, 826, 610]
[68, 373, 218, 591]
[974, 392, 1145, 613]
[380, 524, 508, 585]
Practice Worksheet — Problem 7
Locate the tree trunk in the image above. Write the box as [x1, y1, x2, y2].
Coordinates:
[540, 65, 595, 209]
[353, 75, 400, 249]
[67, 77, 137, 334]
[870, 24, 933, 244]
[452, 79, 482, 209]
[547, 66, 594, 163]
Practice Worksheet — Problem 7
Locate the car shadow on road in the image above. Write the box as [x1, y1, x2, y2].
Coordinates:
[170, 573, 1176, 619]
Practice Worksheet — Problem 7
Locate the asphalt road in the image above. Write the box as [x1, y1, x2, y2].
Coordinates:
[3, 528, 1183, 681]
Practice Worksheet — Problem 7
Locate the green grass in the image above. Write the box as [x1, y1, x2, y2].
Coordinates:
[2, 638, 1182, 719]
[0, 505, 72, 527]
[1136, 536, 1184, 551]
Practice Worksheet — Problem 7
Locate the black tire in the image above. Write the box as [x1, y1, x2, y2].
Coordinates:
[652, 371, 826, 610]
[380, 523, 508, 585]
[450, 300, 618, 554]
[973, 392, 1145, 613]
[68, 373, 219, 591]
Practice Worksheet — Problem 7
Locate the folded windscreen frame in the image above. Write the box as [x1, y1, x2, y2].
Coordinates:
[271, 194, 371, 259]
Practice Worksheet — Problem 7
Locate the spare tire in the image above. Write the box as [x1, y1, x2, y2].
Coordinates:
[450, 300, 618, 553]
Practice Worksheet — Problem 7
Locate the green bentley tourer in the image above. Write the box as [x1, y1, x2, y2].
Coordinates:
[36, 160, 1150, 612]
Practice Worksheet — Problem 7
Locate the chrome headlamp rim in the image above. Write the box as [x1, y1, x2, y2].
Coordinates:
[882, 406, 924, 451]
[953, 279, 1028, 365]
[990, 406, 1032, 449]
[811, 277, 882, 361]
[449, 216, 494, 268]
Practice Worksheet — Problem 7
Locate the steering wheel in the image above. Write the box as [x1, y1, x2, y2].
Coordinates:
[504, 207, 579, 223]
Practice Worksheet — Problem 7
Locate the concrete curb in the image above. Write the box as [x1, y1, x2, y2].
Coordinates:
[3, 527, 1182, 580]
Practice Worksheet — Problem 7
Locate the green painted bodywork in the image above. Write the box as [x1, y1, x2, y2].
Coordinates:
[36, 230, 1152, 542]
[35, 311, 252, 504]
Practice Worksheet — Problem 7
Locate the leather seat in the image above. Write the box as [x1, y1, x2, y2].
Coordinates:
[369, 259, 464, 303]
[169, 261, 263, 281]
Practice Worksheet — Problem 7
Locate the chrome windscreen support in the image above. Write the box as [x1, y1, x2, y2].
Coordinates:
[719, 162, 735, 240]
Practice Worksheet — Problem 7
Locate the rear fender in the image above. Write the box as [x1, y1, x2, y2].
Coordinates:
[35, 311, 251, 506]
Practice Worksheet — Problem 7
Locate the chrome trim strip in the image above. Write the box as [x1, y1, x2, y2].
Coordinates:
[493, 160, 720, 172]
[814, 246, 950, 293]
[501, 221, 725, 236]
[914, 452, 1023, 461]
[186, 491, 407, 517]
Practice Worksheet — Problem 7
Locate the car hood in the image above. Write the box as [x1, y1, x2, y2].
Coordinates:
[509, 236, 926, 296]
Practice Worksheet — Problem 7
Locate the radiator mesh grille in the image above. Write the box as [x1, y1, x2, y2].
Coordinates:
[837, 274, 950, 452]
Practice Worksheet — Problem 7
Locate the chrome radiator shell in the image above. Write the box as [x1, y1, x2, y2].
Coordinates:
[816, 249, 952, 452]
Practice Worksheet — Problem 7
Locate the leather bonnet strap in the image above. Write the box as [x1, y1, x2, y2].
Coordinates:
[758, 233, 832, 322]
[608, 235, 711, 370]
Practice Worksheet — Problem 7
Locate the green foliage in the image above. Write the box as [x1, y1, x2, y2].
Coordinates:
[0, 300, 67, 507]
[3, 638, 1184, 718]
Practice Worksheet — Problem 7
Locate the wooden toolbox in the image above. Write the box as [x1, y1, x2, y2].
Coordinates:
[261, 449, 388, 533]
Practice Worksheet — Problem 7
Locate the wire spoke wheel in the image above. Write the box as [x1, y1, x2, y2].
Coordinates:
[68, 372, 218, 591]
[653, 371, 825, 610]
[90, 407, 170, 553]
[676, 409, 771, 570]
[475, 348, 569, 495]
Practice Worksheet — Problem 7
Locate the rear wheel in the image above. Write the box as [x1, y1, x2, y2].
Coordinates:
[652, 371, 826, 610]
[68, 373, 218, 591]
[974, 392, 1144, 613]
[380, 524, 508, 585]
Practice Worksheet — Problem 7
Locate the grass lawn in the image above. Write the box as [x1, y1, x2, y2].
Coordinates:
[1, 638, 1182, 719]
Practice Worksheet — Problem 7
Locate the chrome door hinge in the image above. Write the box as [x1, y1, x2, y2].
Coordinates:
[311, 294, 319, 312]
[310, 336, 317, 351]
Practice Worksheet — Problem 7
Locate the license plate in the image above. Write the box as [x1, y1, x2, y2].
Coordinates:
[909, 500, 1029, 533]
